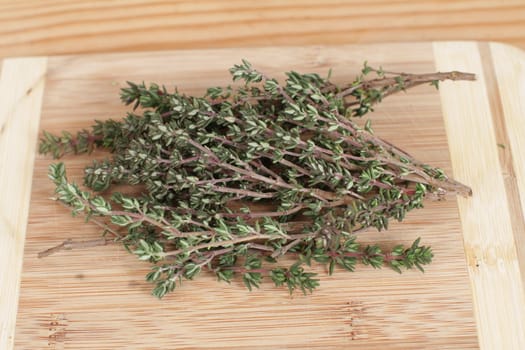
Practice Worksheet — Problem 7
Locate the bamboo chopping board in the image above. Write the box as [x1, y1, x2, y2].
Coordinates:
[1, 42, 525, 349]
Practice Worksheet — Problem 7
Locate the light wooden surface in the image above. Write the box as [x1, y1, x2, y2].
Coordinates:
[0, 58, 47, 349]
[0, 42, 524, 349]
[490, 42, 525, 277]
[434, 42, 525, 349]
[0, 0, 524, 58]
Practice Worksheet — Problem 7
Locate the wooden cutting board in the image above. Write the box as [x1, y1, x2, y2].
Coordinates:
[1, 42, 524, 349]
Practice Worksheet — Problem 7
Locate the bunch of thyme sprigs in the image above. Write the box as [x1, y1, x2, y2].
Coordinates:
[39, 61, 474, 298]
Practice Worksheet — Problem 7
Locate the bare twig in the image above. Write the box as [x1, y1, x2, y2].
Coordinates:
[38, 238, 114, 258]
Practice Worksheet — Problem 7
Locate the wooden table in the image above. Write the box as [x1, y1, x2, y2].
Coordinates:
[1, 2, 525, 349]
[0, 0, 524, 58]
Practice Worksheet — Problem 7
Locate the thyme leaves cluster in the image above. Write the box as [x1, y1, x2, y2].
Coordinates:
[40, 61, 473, 298]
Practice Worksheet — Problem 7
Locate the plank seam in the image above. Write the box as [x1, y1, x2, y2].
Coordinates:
[478, 42, 525, 286]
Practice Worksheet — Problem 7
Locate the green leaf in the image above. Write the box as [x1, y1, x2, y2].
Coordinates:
[361, 61, 372, 75]
[328, 259, 335, 276]
[111, 215, 132, 226]
[184, 263, 201, 279]
[364, 119, 373, 133]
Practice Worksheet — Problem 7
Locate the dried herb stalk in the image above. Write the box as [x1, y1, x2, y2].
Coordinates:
[39, 61, 474, 298]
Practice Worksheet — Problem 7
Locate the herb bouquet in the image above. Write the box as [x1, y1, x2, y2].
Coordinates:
[39, 61, 473, 298]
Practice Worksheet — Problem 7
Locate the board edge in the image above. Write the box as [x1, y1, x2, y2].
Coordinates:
[0, 56, 47, 350]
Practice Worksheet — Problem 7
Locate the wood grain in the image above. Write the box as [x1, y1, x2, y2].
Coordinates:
[11, 43, 482, 349]
[0, 58, 47, 350]
[490, 42, 525, 280]
[0, 0, 525, 58]
[434, 42, 525, 349]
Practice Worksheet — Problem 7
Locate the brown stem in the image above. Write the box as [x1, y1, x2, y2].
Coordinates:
[218, 204, 305, 219]
[324, 105, 473, 197]
[162, 231, 317, 258]
[202, 146, 355, 204]
[103, 209, 184, 237]
[209, 185, 276, 199]
[69, 191, 197, 239]
[161, 234, 278, 257]
[271, 238, 303, 258]
[224, 267, 270, 274]
[328, 250, 403, 262]
[248, 243, 275, 252]
[249, 160, 284, 182]
[54, 199, 123, 239]
[38, 238, 113, 258]
[195, 176, 249, 185]
[337, 71, 476, 99]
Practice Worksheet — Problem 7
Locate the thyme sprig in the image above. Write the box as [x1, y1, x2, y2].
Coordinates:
[39, 61, 473, 298]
